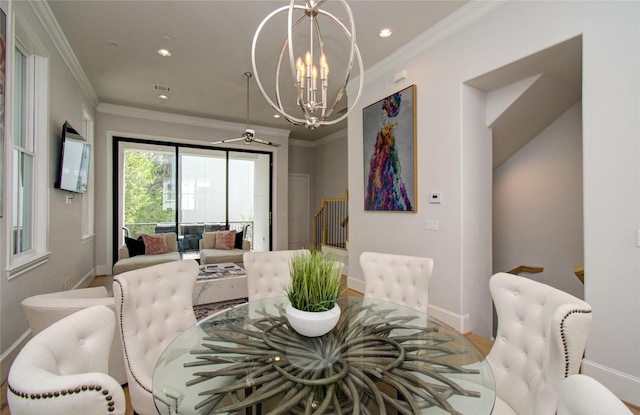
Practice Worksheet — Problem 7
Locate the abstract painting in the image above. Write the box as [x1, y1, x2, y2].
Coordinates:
[363, 85, 416, 211]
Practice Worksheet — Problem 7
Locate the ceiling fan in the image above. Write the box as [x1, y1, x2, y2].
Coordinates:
[211, 72, 281, 147]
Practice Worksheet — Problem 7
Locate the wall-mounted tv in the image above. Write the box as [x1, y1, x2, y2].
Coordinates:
[54, 121, 91, 194]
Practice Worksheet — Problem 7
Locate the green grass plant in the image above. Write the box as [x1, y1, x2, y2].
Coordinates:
[286, 251, 344, 312]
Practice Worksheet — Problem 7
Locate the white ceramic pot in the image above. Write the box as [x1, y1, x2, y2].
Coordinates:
[285, 303, 341, 337]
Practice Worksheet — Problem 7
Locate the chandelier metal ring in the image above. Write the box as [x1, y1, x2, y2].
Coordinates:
[251, 0, 364, 129]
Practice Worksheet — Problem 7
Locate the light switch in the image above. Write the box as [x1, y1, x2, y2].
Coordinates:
[429, 193, 441, 204]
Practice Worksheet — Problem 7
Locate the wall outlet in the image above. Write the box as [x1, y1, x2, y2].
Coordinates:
[426, 220, 439, 231]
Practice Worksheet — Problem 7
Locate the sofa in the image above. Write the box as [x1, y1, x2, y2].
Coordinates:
[112, 232, 181, 275]
[199, 230, 251, 265]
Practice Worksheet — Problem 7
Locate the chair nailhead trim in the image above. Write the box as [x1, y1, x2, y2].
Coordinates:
[7, 382, 116, 413]
[560, 308, 592, 377]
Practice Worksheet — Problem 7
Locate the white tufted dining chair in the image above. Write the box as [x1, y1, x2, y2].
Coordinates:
[557, 374, 632, 415]
[21, 286, 127, 384]
[243, 249, 310, 301]
[113, 259, 199, 415]
[487, 272, 592, 415]
[7, 305, 125, 415]
[359, 252, 434, 313]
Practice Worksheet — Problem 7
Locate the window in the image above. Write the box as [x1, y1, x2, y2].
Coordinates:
[12, 45, 33, 255]
[7, 14, 49, 276]
[81, 108, 94, 241]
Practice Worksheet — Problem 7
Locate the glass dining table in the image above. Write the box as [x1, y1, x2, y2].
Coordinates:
[152, 296, 495, 415]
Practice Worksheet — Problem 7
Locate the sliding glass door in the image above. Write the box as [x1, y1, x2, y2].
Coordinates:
[114, 138, 272, 264]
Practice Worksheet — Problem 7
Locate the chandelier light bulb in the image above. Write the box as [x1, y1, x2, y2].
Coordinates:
[251, 0, 364, 129]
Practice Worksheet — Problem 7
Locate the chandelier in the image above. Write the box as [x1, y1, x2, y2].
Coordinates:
[251, 0, 364, 129]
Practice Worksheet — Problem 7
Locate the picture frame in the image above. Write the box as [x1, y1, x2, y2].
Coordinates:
[362, 85, 417, 212]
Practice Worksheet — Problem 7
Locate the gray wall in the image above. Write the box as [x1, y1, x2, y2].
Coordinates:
[0, 1, 98, 378]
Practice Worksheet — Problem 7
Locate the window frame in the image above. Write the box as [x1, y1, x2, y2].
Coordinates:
[6, 10, 50, 279]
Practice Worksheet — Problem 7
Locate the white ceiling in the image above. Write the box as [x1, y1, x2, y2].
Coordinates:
[47, 0, 469, 141]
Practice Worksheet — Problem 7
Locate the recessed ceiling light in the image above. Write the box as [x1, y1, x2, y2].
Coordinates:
[273, 114, 281, 119]
[378, 28, 392, 38]
[157, 48, 172, 57]
[158, 94, 169, 100]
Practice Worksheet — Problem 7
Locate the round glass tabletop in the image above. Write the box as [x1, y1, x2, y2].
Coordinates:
[153, 296, 495, 415]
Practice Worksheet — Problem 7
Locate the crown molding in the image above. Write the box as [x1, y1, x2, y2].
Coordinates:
[29, 1, 99, 107]
[349, 0, 509, 94]
[290, 128, 347, 148]
[98, 103, 292, 139]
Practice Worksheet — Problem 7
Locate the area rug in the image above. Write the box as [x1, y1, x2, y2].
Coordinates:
[193, 298, 248, 321]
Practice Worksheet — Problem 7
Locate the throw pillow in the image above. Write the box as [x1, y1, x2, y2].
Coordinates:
[142, 234, 170, 255]
[202, 232, 217, 249]
[234, 231, 244, 249]
[125, 236, 145, 257]
[215, 230, 237, 250]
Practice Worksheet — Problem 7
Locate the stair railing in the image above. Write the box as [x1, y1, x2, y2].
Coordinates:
[507, 265, 544, 275]
[313, 190, 348, 251]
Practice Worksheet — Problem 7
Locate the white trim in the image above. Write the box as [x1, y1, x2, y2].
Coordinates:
[348, 0, 508, 95]
[582, 359, 640, 406]
[290, 129, 347, 148]
[81, 106, 95, 239]
[98, 103, 291, 139]
[6, 252, 50, 280]
[0, 329, 31, 381]
[427, 304, 472, 334]
[27, 1, 98, 106]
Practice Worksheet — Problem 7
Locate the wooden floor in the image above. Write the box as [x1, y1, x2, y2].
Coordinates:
[2, 282, 638, 415]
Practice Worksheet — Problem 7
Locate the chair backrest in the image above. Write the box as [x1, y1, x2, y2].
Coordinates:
[113, 259, 198, 415]
[359, 251, 434, 313]
[20, 286, 127, 384]
[487, 272, 592, 415]
[244, 249, 311, 301]
[7, 305, 125, 415]
[557, 374, 632, 415]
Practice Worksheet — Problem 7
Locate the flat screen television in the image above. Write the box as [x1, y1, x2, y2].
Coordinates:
[54, 121, 91, 194]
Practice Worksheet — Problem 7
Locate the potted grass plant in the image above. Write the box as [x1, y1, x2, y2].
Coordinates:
[285, 251, 344, 337]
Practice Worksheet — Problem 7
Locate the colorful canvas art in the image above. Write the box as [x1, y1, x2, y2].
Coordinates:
[363, 85, 417, 211]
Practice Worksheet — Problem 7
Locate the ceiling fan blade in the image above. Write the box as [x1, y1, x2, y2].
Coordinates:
[211, 137, 245, 145]
[250, 137, 281, 147]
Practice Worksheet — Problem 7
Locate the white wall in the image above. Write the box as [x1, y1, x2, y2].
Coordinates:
[347, 1, 639, 404]
[311, 131, 349, 212]
[0, 1, 99, 379]
[493, 103, 584, 298]
[289, 132, 349, 250]
[93, 106, 291, 275]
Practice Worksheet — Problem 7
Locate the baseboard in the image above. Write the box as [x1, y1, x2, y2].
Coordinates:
[427, 304, 471, 334]
[346, 276, 364, 293]
[0, 330, 31, 382]
[96, 263, 112, 276]
[582, 359, 640, 406]
[346, 276, 471, 333]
